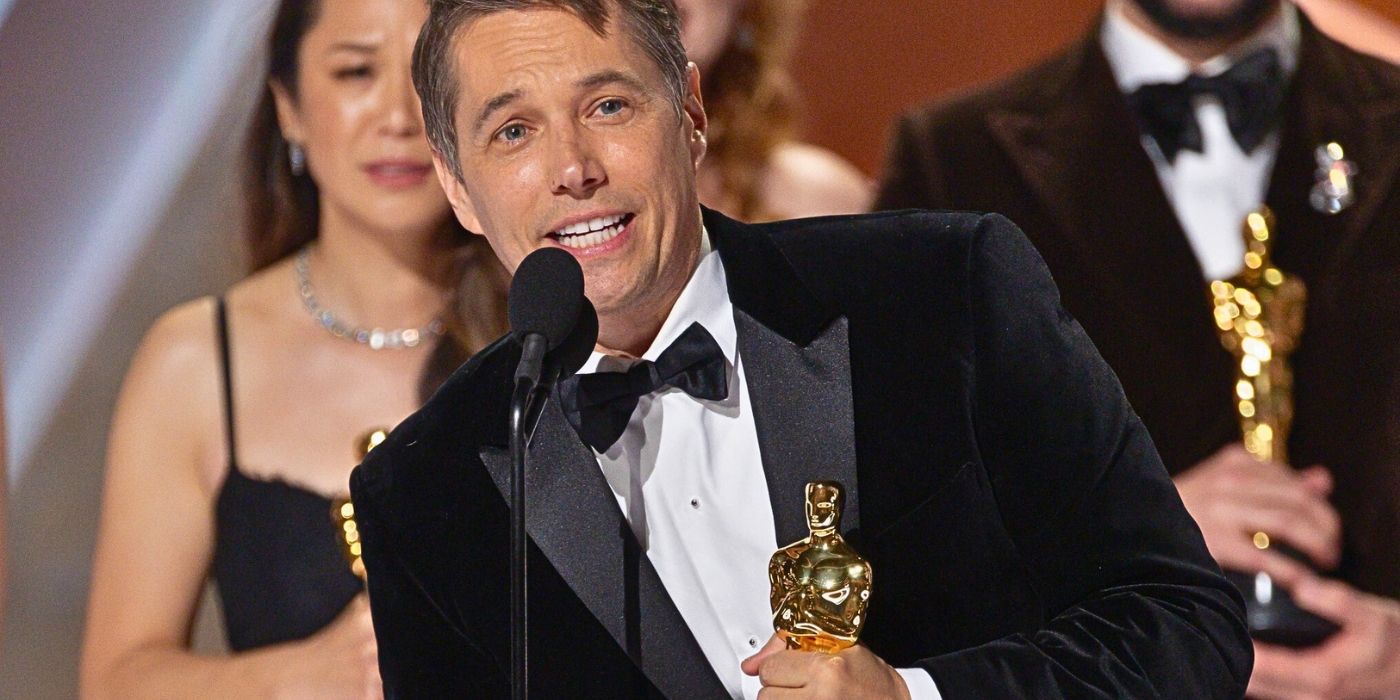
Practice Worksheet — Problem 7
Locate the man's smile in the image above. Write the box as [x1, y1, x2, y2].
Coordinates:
[546, 211, 637, 255]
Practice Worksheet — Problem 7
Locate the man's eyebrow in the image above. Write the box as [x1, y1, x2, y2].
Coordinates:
[472, 71, 648, 137]
[576, 69, 648, 94]
[474, 89, 524, 136]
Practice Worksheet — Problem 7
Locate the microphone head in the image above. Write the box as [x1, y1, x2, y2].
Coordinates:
[508, 247, 584, 351]
[552, 297, 598, 380]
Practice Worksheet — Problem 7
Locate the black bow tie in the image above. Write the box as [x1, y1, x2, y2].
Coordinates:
[559, 322, 729, 452]
[1126, 48, 1284, 162]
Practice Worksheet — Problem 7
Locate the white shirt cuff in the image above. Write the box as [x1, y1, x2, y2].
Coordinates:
[896, 667, 942, 700]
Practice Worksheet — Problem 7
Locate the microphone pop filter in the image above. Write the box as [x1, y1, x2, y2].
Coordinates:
[508, 247, 584, 351]
[552, 297, 598, 380]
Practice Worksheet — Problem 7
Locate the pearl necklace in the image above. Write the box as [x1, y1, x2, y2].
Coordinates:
[295, 247, 446, 350]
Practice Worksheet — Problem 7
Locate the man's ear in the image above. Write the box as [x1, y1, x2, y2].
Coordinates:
[432, 153, 484, 233]
[269, 79, 306, 146]
[682, 62, 708, 169]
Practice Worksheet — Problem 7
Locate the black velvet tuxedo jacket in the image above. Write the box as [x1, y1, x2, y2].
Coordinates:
[350, 208, 1251, 698]
[878, 13, 1400, 600]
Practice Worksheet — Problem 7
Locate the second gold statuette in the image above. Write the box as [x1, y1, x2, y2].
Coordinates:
[331, 427, 389, 582]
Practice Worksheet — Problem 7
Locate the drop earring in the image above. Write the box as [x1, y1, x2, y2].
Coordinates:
[289, 142, 306, 176]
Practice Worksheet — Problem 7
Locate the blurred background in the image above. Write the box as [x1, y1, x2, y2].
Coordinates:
[0, 0, 1394, 696]
[795, 0, 1400, 175]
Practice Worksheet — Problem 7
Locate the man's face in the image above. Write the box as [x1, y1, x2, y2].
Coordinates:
[1129, 0, 1278, 40]
[437, 8, 708, 327]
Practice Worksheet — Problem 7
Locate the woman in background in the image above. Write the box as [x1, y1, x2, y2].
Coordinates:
[677, 0, 873, 221]
[80, 0, 505, 696]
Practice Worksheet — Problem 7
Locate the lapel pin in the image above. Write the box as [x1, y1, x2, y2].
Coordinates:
[1310, 142, 1356, 215]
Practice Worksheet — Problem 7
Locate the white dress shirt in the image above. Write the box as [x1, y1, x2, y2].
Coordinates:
[1101, 0, 1299, 280]
[579, 231, 941, 699]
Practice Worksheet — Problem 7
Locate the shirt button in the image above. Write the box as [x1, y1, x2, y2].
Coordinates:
[748, 636, 760, 648]
[690, 498, 700, 509]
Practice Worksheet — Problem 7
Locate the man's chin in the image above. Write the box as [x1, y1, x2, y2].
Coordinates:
[581, 288, 633, 323]
[1130, 0, 1277, 40]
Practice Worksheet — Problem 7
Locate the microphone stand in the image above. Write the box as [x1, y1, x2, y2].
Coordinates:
[509, 347, 560, 700]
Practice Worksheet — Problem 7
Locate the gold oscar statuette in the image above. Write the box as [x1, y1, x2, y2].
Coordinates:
[1211, 207, 1305, 557]
[768, 481, 872, 653]
[331, 427, 389, 581]
[1210, 207, 1338, 646]
[1210, 207, 1305, 469]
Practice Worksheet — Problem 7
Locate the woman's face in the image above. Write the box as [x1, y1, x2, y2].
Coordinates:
[273, 0, 449, 238]
[675, 0, 749, 74]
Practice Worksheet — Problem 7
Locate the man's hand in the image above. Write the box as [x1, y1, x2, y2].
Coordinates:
[1174, 444, 1340, 578]
[1248, 577, 1400, 700]
[741, 635, 911, 699]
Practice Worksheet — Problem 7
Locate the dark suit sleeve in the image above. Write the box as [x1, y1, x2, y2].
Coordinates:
[351, 466, 506, 698]
[874, 114, 949, 211]
[915, 214, 1252, 698]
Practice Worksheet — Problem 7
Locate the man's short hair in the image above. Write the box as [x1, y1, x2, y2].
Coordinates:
[414, 0, 688, 183]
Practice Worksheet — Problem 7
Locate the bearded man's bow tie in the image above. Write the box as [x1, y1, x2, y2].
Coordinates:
[1127, 48, 1284, 162]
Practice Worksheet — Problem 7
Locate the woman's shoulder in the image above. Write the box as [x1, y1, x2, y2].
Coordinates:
[759, 141, 874, 220]
[135, 297, 222, 378]
[122, 295, 238, 444]
[112, 297, 226, 471]
[129, 257, 291, 393]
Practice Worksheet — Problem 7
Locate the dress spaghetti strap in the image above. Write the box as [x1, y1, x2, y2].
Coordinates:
[214, 297, 240, 472]
[207, 299, 362, 652]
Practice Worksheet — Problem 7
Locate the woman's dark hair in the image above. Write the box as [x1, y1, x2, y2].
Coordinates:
[702, 0, 805, 221]
[242, 0, 507, 397]
[244, 0, 321, 271]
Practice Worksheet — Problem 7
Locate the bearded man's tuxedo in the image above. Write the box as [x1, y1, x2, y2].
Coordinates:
[350, 207, 1250, 698]
[878, 8, 1400, 600]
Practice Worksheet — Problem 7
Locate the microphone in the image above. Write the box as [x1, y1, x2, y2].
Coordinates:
[522, 299, 597, 445]
[508, 247, 585, 390]
[503, 246, 588, 700]
[549, 297, 598, 381]
[511, 294, 596, 451]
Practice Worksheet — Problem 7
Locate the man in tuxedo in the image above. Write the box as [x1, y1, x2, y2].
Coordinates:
[878, 1, 1400, 696]
[349, 0, 1250, 696]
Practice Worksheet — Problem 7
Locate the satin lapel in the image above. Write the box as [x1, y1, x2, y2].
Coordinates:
[705, 208, 861, 548]
[736, 310, 859, 548]
[1266, 17, 1400, 289]
[984, 32, 1220, 350]
[479, 398, 727, 699]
